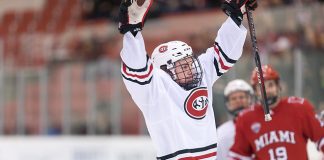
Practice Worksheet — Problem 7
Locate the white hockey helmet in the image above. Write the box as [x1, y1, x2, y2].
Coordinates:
[224, 79, 254, 97]
[151, 41, 193, 69]
[151, 41, 203, 90]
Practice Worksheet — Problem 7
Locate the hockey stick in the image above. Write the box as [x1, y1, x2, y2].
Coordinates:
[245, 6, 272, 121]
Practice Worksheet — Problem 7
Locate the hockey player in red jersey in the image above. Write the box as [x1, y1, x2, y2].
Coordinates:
[229, 65, 324, 160]
[118, 0, 256, 159]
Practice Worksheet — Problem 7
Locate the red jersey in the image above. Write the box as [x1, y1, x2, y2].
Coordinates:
[229, 96, 324, 160]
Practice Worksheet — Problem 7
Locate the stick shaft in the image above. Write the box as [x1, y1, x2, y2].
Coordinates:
[245, 7, 272, 121]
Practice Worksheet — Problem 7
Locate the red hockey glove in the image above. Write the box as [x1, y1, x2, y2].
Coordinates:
[118, 0, 153, 35]
[221, 0, 258, 26]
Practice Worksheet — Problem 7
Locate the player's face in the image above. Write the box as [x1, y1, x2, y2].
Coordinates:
[255, 79, 280, 107]
[227, 91, 251, 111]
[174, 57, 194, 84]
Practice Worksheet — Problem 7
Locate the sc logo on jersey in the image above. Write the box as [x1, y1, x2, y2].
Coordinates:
[184, 87, 209, 120]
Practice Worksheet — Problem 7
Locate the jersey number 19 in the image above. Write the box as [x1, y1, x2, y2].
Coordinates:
[268, 146, 287, 160]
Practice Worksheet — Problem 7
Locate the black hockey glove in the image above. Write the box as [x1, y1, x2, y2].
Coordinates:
[221, 0, 258, 26]
[118, 0, 153, 36]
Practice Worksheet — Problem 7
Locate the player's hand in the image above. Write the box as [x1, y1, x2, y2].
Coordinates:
[118, 0, 153, 35]
[221, 0, 258, 26]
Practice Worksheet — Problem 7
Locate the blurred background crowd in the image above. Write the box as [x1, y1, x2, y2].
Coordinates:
[83, 0, 324, 20]
[0, 0, 323, 136]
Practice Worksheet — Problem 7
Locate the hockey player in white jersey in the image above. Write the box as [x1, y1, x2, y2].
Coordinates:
[216, 79, 254, 160]
[118, 0, 257, 159]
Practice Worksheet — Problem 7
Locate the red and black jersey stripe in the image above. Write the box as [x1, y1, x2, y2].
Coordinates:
[121, 55, 153, 85]
[156, 143, 217, 160]
[213, 42, 236, 76]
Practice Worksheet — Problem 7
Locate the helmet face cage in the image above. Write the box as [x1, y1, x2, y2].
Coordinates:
[161, 55, 203, 90]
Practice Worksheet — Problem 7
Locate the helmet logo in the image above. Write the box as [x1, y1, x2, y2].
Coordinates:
[159, 45, 168, 53]
[184, 87, 208, 119]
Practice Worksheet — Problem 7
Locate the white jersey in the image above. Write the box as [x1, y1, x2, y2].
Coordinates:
[217, 120, 236, 160]
[120, 17, 247, 160]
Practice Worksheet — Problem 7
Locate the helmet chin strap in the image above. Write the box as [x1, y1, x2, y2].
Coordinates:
[258, 89, 281, 108]
[266, 96, 278, 106]
[228, 106, 245, 117]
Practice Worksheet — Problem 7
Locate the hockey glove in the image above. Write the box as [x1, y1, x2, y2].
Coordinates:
[118, 0, 153, 35]
[221, 0, 258, 26]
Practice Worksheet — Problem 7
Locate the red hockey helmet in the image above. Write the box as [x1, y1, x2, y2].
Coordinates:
[250, 65, 280, 86]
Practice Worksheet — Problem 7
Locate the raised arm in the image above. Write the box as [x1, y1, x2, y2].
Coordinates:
[118, 0, 155, 111]
[119, 0, 153, 68]
[198, 0, 257, 85]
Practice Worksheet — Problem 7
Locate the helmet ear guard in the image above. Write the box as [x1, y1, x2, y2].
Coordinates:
[160, 64, 176, 79]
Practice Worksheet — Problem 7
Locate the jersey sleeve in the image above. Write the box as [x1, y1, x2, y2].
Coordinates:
[229, 117, 253, 160]
[120, 32, 154, 112]
[299, 99, 324, 152]
[198, 17, 247, 85]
